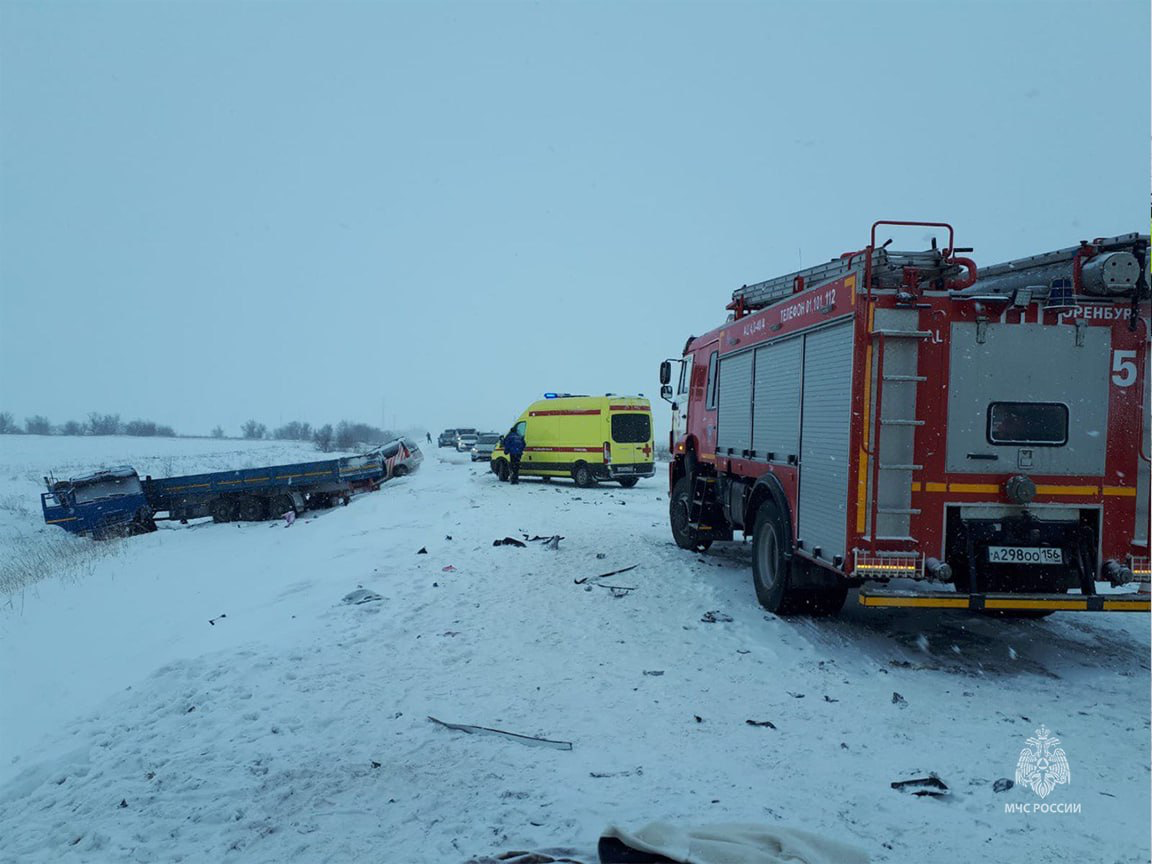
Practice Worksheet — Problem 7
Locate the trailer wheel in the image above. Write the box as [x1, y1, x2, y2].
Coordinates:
[132, 507, 157, 535]
[210, 498, 236, 523]
[269, 495, 295, 519]
[618, 477, 640, 488]
[237, 496, 266, 522]
[751, 503, 804, 615]
[669, 476, 712, 552]
[572, 461, 596, 488]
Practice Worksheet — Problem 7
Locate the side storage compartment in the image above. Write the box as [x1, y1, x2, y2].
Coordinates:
[716, 350, 754, 458]
[797, 321, 854, 564]
[752, 336, 802, 465]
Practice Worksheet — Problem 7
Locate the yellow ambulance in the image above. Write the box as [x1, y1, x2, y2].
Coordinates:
[490, 394, 656, 487]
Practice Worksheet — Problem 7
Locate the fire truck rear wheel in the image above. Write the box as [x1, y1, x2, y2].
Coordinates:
[669, 476, 711, 552]
[751, 503, 804, 615]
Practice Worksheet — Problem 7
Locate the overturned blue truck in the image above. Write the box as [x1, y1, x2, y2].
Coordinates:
[41, 451, 393, 539]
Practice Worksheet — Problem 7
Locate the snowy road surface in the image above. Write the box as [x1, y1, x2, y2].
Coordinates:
[0, 438, 1148, 863]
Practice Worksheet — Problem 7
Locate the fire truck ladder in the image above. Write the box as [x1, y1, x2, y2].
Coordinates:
[953, 232, 1149, 301]
[730, 248, 963, 313]
[865, 308, 930, 545]
[688, 475, 716, 532]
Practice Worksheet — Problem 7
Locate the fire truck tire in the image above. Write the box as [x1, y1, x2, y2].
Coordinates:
[751, 503, 805, 615]
[618, 477, 640, 488]
[494, 459, 510, 482]
[572, 462, 596, 488]
[210, 498, 236, 523]
[669, 476, 712, 552]
[237, 496, 267, 522]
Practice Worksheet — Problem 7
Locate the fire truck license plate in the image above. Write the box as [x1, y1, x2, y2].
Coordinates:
[987, 546, 1062, 565]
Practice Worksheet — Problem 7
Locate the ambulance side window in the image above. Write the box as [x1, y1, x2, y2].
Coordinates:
[705, 351, 719, 410]
[514, 421, 526, 438]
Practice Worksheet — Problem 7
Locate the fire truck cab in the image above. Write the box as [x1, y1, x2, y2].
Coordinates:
[662, 221, 1150, 616]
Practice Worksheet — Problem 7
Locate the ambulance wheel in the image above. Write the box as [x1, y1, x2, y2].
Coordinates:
[393, 465, 409, 478]
[618, 477, 639, 488]
[494, 459, 510, 482]
[210, 498, 236, 523]
[572, 462, 596, 488]
[669, 476, 711, 552]
[237, 496, 266, 522]
[751, 503, 804, 615]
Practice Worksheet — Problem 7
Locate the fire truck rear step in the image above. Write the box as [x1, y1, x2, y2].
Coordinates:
[857, 588, 1151, 612]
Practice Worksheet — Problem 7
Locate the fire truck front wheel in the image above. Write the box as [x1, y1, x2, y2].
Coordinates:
[669, 476, 712, 552]
[751, 503, 806, 615]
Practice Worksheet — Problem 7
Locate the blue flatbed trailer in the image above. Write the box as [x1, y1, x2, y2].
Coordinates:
[41, 451, 389, 538]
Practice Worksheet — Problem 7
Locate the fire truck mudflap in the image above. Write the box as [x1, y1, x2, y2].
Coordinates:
[661, 221, 1151, 616]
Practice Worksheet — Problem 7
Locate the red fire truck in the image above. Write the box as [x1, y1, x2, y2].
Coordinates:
[661, 221, 1150, 615]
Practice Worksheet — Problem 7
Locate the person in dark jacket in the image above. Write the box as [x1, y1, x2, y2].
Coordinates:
[503, 426, 526, 484]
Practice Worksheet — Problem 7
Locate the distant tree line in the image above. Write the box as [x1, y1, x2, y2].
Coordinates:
[0, 411, 175, 437]
[235, 418, 393, 452]
[0, 410, 396, 451]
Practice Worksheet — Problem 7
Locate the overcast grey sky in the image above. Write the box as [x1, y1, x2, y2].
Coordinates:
[1, 0, 1147, 437]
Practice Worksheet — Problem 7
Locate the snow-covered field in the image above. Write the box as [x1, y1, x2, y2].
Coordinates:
[0, 437, 1148, 863]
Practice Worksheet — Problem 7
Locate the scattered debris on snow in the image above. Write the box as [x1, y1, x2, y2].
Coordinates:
[891, 774, 949, 797]
[342, 588, 383, 605]
[590, 767, 643, 779]
[427, 716, 573, 751]
[575, 564, 637, 585]
[701, 611, 733, 623]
